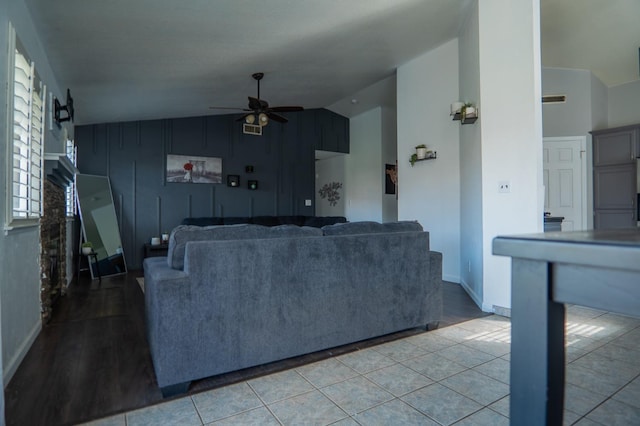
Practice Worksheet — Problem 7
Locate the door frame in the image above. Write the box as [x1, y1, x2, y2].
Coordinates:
[543, 136, 588, 231]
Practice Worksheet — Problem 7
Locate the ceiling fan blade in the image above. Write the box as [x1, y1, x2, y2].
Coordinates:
[209, 106, 248, 110]
[267, 112, 288, 123]
[269, 106, 304, 112]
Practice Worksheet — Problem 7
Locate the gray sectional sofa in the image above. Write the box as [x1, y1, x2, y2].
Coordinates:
[143, 221, 443, 396]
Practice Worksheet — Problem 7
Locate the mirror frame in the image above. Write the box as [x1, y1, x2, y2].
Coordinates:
[75, 173, 127, 279]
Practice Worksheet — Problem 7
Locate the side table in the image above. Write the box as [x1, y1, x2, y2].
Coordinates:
[144, 243, 169, 259]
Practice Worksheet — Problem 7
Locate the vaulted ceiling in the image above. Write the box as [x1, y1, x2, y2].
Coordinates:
[23, 0, 639, 125]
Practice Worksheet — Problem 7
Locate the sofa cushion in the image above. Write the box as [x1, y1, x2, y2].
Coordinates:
[222, 217, 252, 225]
[181, 217, 224, 226]
[269, 224, 323, 237]
[382, 221, 423, 233]
[167, 223, 323, 270]
[277, 216, 308, 226]
[303, 216, 347, 228]
[168, 224, 271, 269]
[321, 220, 422, 236]
[251, 216, 281, 227]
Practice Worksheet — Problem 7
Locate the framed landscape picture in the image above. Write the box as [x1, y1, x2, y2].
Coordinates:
[166, 154, 222, 184]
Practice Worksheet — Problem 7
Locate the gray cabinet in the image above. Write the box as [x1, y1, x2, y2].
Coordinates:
[591, 124, 639, 229]
[316, 109, 349, 153]
[595, 209, 636, 229]
[593, 127, 637, 166]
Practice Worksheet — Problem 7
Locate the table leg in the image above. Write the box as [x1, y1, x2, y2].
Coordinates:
[510, 258, 565, 425]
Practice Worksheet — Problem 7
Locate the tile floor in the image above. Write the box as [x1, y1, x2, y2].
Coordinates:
[83, 306, 640, 425]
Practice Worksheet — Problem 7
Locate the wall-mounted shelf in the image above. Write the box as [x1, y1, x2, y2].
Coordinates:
[411, 152, 437, 166]
[452, 114, 478, 125]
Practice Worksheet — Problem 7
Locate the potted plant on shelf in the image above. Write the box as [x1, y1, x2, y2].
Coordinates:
[410, 153, 418, 167]
[81, 242, 93, 255]
[461, 103, 477, 121]
[415, 144, 428, 160]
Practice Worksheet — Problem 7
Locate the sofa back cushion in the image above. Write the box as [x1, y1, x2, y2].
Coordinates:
[167, 224, 322, 269]
[321, 220, 423, 236]
[381, 221, 424, 233]
[181, 217, 224, 226]
[303, 216, 347, 228]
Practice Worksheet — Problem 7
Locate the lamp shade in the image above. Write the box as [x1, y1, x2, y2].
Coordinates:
[259, 112, 269, 126]
[245, 114, 256, 124]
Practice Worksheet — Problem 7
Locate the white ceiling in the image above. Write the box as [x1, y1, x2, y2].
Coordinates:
[23, 0, 640, 125]
[541, 0, 640, 88]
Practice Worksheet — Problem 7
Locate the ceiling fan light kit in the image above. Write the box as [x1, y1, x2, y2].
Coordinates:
[210, 72, 304, 135]
[243, 123, 262, 135]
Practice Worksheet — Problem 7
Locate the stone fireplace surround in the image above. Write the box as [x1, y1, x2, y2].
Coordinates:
[40, 180, 67, 322]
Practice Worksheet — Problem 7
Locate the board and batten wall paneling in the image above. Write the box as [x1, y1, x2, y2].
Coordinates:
[75, 110, 343, 268]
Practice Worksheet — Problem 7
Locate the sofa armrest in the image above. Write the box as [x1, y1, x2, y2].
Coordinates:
[427, 251, 443, 328]
[143, 257, 192, 388]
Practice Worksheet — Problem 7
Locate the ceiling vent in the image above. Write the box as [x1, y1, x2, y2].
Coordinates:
[542, 95, 567, 104]
[243, 123, 262, 136]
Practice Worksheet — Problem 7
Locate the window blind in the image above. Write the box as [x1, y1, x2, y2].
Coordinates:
[66, 139, 77, 216]
[11, 47, 45, 220]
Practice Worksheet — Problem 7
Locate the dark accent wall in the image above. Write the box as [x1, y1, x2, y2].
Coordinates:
[75, 109, 348, 269]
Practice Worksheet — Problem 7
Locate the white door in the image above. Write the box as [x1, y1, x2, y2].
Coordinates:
[543, 137, 587, 231]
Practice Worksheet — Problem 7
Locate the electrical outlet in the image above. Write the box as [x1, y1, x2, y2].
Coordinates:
[305, 199, 312, 206]
[498, 181, 511, 193]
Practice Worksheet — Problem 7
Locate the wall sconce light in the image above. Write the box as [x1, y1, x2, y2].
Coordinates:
[450, 101, 478, 124]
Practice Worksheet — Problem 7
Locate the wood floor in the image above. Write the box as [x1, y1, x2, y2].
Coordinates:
[4, 272, 488, 426]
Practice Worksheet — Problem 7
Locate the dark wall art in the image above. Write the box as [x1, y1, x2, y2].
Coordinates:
[319, 181, 342, 207]
[385, 163, 397, 195]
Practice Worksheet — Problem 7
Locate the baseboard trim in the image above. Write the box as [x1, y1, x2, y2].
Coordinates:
[3, 319, 41, 386]
[492, 305, 512, 318]
[459, 278, 491, 313]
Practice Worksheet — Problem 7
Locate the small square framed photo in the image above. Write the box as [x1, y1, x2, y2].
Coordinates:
[227, 175, 240, 187]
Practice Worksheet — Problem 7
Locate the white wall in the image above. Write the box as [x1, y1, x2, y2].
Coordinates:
[0, 0, 64, 391]
[542, 68, 593, 137]
[315, 154, 346, 217]
[478, 0, 543, 312]
[609, 80, 640, 128]
[345, 108, 384, 222]
[540, 67, 606, 230]
[397, 38, 461, 283]
[591, 73, 609, 131]
[458, 1, 484, 306]
[381, 106, 398, 222]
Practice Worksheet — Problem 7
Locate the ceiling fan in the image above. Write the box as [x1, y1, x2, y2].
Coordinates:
[209, 73, 304, 125]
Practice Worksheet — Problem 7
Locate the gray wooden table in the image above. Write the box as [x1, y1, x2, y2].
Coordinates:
[493, 229, 640, 425]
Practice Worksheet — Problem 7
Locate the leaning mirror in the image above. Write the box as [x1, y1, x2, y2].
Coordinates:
[75, 174, 126, 278]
